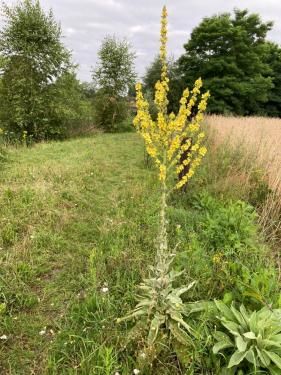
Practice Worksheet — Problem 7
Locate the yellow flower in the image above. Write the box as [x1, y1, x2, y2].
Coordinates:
[133, 6, 210, 189]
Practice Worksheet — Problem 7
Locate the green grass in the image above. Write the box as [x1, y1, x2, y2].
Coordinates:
[0, 133, 279, 374]
[0, 133, 159, 374]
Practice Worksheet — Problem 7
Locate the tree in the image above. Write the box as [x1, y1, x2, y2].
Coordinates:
[93, 36, 136, 97]
[178, 9, 274, 115]
[262, 42, 281, 117]
[0, 0, 74, 140]
[143, 55, 183, 114]
[92, 36, 136, 131]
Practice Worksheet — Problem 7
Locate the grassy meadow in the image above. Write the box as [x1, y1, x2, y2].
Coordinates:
[0, 123, 280, 374]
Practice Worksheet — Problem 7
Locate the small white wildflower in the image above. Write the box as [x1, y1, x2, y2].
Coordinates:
[101, 287, 109, 293]
[39, 328, 46, 336]
[49, 329, 55, 336]
[0, 335, 8, 340]
[114, 372, 120, 375]
[50, 303, 54, 307]
[133, 370, 140, 375]
[140, 352, 146, 358]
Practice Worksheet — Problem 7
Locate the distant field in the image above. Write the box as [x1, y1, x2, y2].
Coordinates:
[206, 115, 281, 189]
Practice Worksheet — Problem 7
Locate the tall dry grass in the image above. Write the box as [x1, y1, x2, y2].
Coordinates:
[206, 115, 281, 250]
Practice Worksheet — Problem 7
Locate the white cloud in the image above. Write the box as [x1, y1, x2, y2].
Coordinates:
[2, 0, 281, 81]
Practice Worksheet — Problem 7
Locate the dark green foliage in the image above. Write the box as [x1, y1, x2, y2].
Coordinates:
[197, 194, 258, 255]
[93, 90, 130, 132]
[263, 42, 281, 117]
[178, 9, 274, 115]
[0, 0, 86, 140]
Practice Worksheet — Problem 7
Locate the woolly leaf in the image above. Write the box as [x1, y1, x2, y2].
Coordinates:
[228, 350, 247, 368]
[213, 340, 234, 354]
[265, 351, 281, 369]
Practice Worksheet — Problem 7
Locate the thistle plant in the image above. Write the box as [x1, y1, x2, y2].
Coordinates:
[119, 6, 209, 368]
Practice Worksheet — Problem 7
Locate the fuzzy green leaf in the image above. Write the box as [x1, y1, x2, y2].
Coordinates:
[213, 340, 234, 354]
[215, 300, 235, 321]
[235, 335, 247, 352]
[168, 321, 192, 347]
[147, 314, 165, 345]
[228, 350, 247, 368]
[256, 348, 271, 368]
[243, 332, 256, 340]
[264, 351, 281, 369]
[269, 365, 281, 375]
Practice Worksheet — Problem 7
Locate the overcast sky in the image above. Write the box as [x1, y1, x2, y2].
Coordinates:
[2, 0, 281, 81]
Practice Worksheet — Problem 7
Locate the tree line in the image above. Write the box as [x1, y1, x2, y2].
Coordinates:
[0, 1, 280, 142]
[145, 9, 281, 117]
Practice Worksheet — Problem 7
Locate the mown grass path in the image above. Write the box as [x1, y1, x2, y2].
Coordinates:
[0, 134, 158, 374]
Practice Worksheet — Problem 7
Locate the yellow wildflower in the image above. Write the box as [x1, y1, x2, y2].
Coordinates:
[133, 6, 209, 187]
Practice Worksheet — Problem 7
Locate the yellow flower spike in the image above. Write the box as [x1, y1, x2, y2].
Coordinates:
[133, 6, 209, 189]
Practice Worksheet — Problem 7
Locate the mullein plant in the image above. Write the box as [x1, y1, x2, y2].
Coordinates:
[118, 6, 210, 369]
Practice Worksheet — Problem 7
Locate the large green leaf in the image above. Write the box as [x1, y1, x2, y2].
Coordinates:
[243, 332, 256, 340]
[269, 365, 281, 375]
[256, 347, 271, 368]
[213, 340, 234, 354]
[228, 350, 248, 368]
[174, 281, 196, 297]
[231, 304, 247, 328]
[147, 314, 165, 345]
[265, 351, 281, 369]
[215, 300, 235, 321]
[235, 335, 247, 352]
[221, 320, 240, 335]
[245, 348, 257, 368]
[168, 320, 192, 347]
[214, 331, 232, 342]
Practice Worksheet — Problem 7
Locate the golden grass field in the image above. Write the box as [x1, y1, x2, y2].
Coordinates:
[206, 115, 281, 188]
[206, 115, 281, 245]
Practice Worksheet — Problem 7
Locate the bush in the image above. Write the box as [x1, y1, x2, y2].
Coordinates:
[93, 91, 130, 132]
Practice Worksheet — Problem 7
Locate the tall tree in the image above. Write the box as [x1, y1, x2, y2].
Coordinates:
[92, 36, 136, 131]
[178, 9, 274, 115]
[93, 36, 136, 97]
[0, 0, 73, 140]
[262, 42, 281, 117]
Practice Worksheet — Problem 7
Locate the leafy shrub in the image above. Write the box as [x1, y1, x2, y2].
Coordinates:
[197, 193, 258, 255]
[213, 301, 281, 374]
[93, 91, 130, 132]
[225, 263, 281, 310]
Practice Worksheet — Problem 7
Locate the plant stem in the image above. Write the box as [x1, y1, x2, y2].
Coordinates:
[156, 152, 171, 282]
